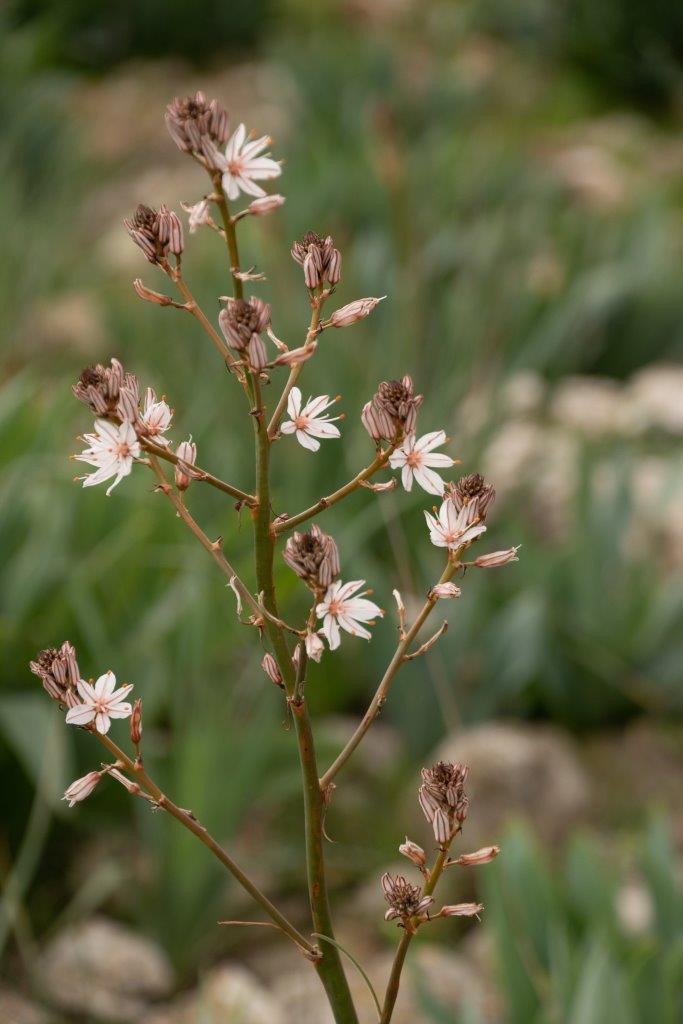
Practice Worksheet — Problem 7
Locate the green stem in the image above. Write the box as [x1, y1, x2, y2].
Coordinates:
[212, 179, 244, 300]
[249, 374, 358, 1023]
[380, 848, 449, 1023]
[93, 732, 315, 957]
[321, 560, 458, 788]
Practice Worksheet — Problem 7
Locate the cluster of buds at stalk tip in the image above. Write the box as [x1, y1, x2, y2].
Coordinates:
[419, 761, 469, 844]
[445, 473, 496, 522]
[291, 231, 342, 289]
[218, 297, 271, 371]
[174, 439, 198, 491]
[381, 873, 433, 932]
[72, 358, 139, 421]
[124, 203, 184, 266]
[30, 642, 81, 707]
[361, 376, 423, 443]
[165, 91, 230, 171]
[282, 525, 340, 593]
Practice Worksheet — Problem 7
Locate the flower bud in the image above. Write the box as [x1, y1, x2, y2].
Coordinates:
[329, 296, 385, 328]
[107, 768, 140, 794]
[130, 698, 143, 745]
[439, 902, 484, 918]
[305, 630, 324, 663]
[364, 376, 423, 442]
[283, 525, 340, 591]
[175, 439, 197, 491]
[30, 641, 81, 704]
[399, 838, 427, 869]
[446, 473, 496, 522]
[291, 231, 342, 288]
[453, 846, 500, 867]
[431, 583, 462, 599]
[133, 279, 175, 306]
[273, 342, 318, 367]
[63, 771, 102, 808]
[248, 194, 285, 216]
[261, 653, 283, 687]
[473, 547, 520, 568]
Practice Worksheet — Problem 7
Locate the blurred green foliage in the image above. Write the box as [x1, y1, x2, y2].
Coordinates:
[418, 819, 683, 1023]
[0, 0, 681, 1002]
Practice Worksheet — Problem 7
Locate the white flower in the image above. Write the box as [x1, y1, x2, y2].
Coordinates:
[74, 420, 141, 495]
[389, 431, 455, 495]
[425, 498, 487, 551]
[63, 771, 102, 807]
[65, 671, 134, 735]
[431, 582, 462, 599]
[140, 388, 173, 446]
[181, 198, 212, 233]
[280, 387, 341, 452]
[316, 580, 383, 650]
[221, 123, 281, 201]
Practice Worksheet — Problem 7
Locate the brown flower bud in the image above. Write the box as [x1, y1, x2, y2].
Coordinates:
[381, 873, 433, 926]
[30, 641, 81, 704]
[133, 279, 176, 306]
[218, 297, 271, 370]
[165, 92, 230, 164]
[329, 296, 385, 328]
[363, 376, 423, 442]
[473, 547, 520, 568]
[418, 761, 469, 844]
[399, 838, 427, 869]
[124, 203, 184, 266]
[130, 698, 143, 745]
[439, 902, 484, 918]
[174, 439, 197, 491]
[261, 653, 283, 688]
[63, 771, 102, 807]
[248, 194, 285, 216]
[446, 473, 496, 522]
[291, 231, 342, 288]
[452, 846, 500, 867]
[283, 524, 340, 591]
[72, 358, 138, 421]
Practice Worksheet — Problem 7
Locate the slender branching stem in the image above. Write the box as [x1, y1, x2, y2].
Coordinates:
[380, 845, 451, 1023]
[267, 292, 324, 439]
[211, 177, 244, 300]
[273, 444, 397, 535]
[141, 438, 255, 505]
[146, 456, 261, 619]
[247, 365, 359, 1022]
[169, 270, 239, 369]
[93, 732, 316, 957]
[320, 560, 458, 789]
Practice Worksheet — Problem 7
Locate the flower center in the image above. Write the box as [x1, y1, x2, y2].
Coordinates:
[116, 441, 131, 458]
[406, 450, 422, 468]
[293, 415, 310, 430]
[227, 159, 243, 175]
[327, 599, 342, 616]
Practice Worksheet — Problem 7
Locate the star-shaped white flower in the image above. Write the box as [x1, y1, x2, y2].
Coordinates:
[316, 580, 384, 650]
[389, 430, 455, 495]
[140, 388, 173, 446]
[221, 123, 281, 201]
[74, 420, 141, 495]
[65, 671, 134, 735]
[280, 387, 341, 452]
[425, 498, 487, 551]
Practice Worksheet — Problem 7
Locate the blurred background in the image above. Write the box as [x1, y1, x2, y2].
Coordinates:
[1, 0, 682, 1021]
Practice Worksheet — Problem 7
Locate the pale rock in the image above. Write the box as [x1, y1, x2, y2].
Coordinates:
[37, 917, 173, 1022]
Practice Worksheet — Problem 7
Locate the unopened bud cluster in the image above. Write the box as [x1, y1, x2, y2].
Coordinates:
[381, 873, 433, 929]
[124, 203, 184, 265]
[30, 642, 80, 707]
[165, 91, 230, 171]
[72, 358, 138, 420]
[283, 525, 340, 592]
[362, 375, 423, 443]
[419, 760, 469, 844]
[291, 231, 342, 289]
[218, 297, 271, 370]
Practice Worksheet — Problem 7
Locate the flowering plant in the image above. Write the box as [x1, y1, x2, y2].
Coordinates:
[30, 90, 519, 1023]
